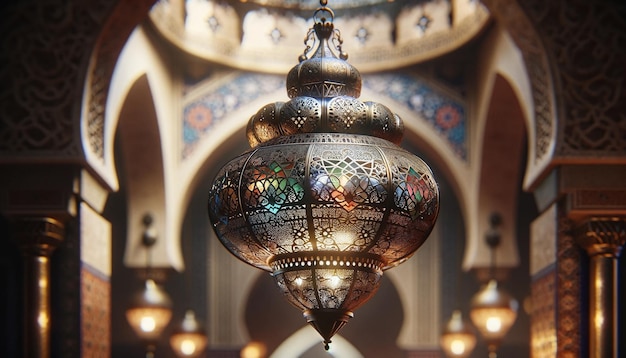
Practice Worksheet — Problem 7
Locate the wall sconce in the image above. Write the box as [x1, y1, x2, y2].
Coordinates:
[125, 214, 173, 357]
[440, 310, 476, 358]
[469, 213, 518, 358]
[169, 310, 207, 357]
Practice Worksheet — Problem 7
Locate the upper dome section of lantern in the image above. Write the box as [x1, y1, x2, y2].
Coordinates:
[286, 10, 361, 99]
[246, 6, 406, 147]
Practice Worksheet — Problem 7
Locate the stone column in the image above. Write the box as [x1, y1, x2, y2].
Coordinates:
[13, 217, 65, 358]
[574, 218, 625, 358]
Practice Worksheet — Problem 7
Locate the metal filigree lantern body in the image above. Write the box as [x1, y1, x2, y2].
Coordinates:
[208, 4, 439, 349]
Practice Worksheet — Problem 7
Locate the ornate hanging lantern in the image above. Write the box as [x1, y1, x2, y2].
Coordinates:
[207, 0, 439, 349]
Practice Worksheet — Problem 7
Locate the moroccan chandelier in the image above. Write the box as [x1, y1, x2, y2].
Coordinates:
[208, 0, 439, 350]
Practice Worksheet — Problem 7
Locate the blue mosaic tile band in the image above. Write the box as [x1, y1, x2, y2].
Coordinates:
[363, 73, 467, 160]
[182, 72, 467, 160]
[182, 73, 285, 158]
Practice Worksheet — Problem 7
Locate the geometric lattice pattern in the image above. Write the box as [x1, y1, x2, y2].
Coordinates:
[208, 133, 439, 271]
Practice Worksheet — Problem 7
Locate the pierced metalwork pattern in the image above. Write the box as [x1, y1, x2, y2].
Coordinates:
[208, 133, 439, 271]
[271, 252, 384, 312]
[247, 103, 284, 146]
[327, 97, 368, 132]
[280, 97, 322, 133]
[249, 97, 404, 145]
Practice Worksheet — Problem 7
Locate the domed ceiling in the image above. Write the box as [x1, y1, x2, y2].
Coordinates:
[149, 0, 489, 73]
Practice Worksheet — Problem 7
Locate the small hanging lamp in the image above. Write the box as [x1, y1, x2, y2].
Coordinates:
[440, 310, 477, 358]
[169, 310, 208, 357]
[469, 213, 518, 358]
[125, 214, 173, 357]
[126, 279, 174, 343]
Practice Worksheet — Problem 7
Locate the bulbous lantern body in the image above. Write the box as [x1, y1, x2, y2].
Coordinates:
[208, 3, 439, 349]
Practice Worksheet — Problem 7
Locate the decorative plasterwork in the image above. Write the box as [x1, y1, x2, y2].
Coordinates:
[522, 0, 626, 158]
[149, 0, 490, 73]
[484, 0, 626, 189]
[0, 0, 113, 158]
[83, 0, 157, 161]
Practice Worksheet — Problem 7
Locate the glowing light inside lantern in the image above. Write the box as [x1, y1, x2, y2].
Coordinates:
[450, 340, 466, 355]
[140, 316, 156, 332]
[486, 316, 502, 332]
[181, 339, 197, 355]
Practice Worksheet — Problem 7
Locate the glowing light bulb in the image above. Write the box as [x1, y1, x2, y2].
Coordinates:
[330, 275, 340, 287]
[450, 340, 466, 355]
[486, 317, 501, 332]
[140, 316, 156, 332]
[295, 277, 303, 286]
[180, 339, 196, 355]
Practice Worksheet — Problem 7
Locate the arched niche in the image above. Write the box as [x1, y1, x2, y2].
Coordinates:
[462, 25, 536, 272]
[114, 74, 170, 270]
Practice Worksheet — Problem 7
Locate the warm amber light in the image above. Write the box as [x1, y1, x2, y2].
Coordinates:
[180, 340, 196, 355]
[241, 341, 267, 358]
[485, 316, 502, 332]
[126, 280, 173, 341]
[37, 312, 49, 329]
[450, 340, 466, 355]
[470, 280, 518, 350]
[170, 310, 208, 358]
[126, 307, 172, 340]
[170, 332, 207, 358]
[440, 310, 476, 358]
[141, 316, 157, 332]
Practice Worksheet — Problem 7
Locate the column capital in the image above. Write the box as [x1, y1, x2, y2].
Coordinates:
[13, 216, 65, 256]
[574, 217, 626, 258]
